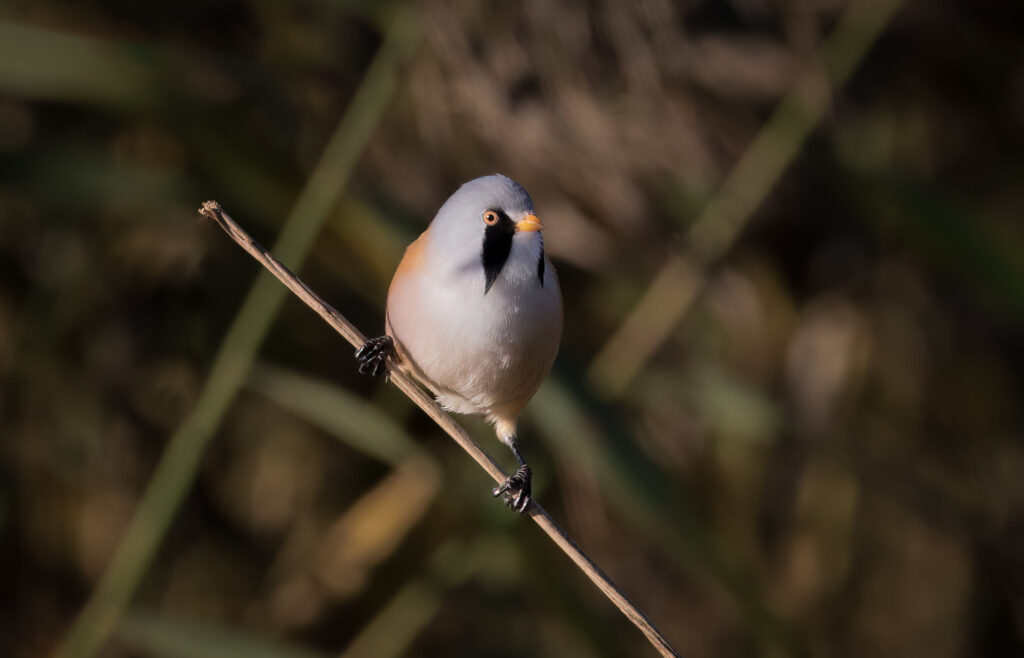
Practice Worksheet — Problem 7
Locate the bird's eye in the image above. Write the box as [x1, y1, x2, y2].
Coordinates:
[483, 210, 499, 226]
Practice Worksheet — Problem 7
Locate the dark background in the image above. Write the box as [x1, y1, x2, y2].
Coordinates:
[2, 1, 1023, 656]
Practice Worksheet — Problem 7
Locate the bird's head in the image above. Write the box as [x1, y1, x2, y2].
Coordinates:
[428, 174, 545, 294]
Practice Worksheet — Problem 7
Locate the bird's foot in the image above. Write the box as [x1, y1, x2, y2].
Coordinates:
[492, 464, 532, 513]
[355, 335, 392, 376]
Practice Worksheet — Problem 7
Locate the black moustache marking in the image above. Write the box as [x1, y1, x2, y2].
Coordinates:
[482, 209, 515, 294]
[537, 236, 545, 288]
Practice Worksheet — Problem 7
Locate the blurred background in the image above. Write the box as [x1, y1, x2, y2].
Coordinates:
[2, 0, 1023, 656]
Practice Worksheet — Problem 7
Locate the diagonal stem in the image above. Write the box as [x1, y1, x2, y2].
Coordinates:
[198, 201, 681, 658]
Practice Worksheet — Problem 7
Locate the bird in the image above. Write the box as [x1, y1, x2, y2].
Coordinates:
[355, 174, 562, 513]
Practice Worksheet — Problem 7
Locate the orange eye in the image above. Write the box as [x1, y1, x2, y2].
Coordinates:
[483, 210, 499, 225]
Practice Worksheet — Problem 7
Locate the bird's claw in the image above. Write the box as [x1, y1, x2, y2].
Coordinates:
[492, 465, 532, 513]
[355, 336, 392, 376]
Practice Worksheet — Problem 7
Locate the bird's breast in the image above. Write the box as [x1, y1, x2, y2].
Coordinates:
[386, 249, 561, 420]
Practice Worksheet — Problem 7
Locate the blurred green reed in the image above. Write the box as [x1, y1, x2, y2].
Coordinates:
[248, 362, 418, 466]
[117, 611, 329, 658]
[54, 11, 420, 658]
[337, 538, 504, 658]
[588, 0, 907, 398]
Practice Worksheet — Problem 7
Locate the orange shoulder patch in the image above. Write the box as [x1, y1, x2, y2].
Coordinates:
[388, 227, 429, 294]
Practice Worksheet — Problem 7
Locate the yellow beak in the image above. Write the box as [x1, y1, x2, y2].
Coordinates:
[516, 213, 544, 232]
